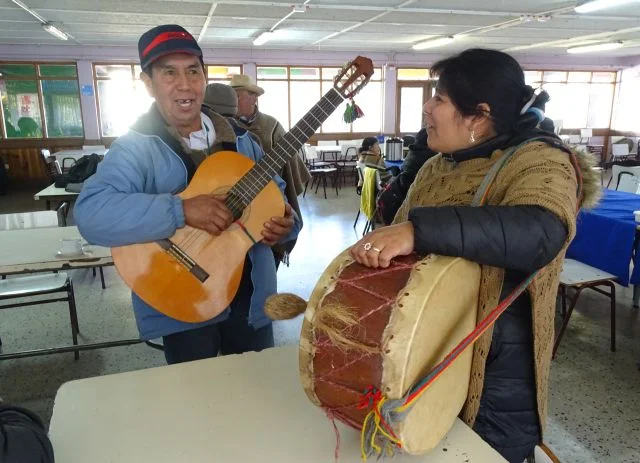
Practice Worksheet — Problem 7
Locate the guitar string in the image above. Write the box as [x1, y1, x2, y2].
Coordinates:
[178, 88, 347, 252]
[224, 89, 344, 212]
[230, 91, 340, 204]
[221, 91, 341, 216]
[180, 88, 345, 251]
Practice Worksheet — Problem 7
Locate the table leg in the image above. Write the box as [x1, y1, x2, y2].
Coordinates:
[634, 285, 640, 308]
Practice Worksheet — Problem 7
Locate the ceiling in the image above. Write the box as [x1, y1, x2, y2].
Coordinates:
[2, 0, 640, 59]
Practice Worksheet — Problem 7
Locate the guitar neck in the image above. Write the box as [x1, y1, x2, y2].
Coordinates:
[227, 88, 344, 213]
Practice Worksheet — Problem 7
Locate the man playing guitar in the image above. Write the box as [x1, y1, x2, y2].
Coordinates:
[75, 24, 300, 364]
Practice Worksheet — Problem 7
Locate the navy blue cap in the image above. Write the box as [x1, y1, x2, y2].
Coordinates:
[138, 24, 203, 71]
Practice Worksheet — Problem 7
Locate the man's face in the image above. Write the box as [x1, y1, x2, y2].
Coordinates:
[235, 89, 258, 118]
[141, 53, 205, 136]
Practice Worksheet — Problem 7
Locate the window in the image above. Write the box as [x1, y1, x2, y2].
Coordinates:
[94, 64, 153, 138]
[94, 63, 242, 138]
[397, 68, 430, 81]
[257, 65, 384, 134]
[0, 62, 83, 139]
[396, 68, 435, 134]
[612, 69, 640, 132]
[524, 70, 617, 129]
[207, 65, 242, 85]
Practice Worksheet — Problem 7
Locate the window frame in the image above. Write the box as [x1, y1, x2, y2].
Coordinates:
[524, 69, 618, 130]
[0, 61, 83, 140]
[395, 68, 434, 135]
[256, 64, 384, 137]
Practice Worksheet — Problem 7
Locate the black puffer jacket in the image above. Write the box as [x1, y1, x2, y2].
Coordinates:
[377, 128, 437, 225]
[407, 134, 570, 463]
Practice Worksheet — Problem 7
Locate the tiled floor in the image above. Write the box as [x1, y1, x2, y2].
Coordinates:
[0, 182, 639, 462]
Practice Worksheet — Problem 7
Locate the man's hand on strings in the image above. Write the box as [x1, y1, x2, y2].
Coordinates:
[183, 194, 233, 236]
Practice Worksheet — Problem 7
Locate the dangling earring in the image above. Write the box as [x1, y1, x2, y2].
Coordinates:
[469, 129, 476, 144]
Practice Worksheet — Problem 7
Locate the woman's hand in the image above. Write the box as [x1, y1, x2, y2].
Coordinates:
[350, 222, 415, 268]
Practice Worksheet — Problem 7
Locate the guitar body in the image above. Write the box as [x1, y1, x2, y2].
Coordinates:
[111, 151, 285, 323]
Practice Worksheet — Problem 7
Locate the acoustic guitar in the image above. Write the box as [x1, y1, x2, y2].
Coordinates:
[112, 56, 374, 323]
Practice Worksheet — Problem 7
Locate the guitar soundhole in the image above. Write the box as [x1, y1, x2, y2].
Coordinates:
[226, 191, 248, 221]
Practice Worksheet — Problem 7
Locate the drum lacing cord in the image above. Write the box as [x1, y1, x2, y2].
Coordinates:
[358, 271, 538, 460]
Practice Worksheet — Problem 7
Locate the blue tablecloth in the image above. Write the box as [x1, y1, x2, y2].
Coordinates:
[567, 189, 640, 285]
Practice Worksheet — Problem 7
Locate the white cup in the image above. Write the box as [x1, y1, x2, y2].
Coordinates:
[60, 238, 83, 255]
[634, 211, 640, 222]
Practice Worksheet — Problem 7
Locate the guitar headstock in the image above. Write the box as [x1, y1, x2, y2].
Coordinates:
[333, 56, 374, 99]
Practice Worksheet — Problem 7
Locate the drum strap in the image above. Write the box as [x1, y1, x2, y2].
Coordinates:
[360, 137, 584, 460]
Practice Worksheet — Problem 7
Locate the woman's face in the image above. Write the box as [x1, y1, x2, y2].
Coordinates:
[371, 142, 381, 155]
[423, 89, 476, 154]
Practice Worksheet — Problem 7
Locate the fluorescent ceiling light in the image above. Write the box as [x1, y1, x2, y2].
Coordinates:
[42, 23, 69, 41]
[253, 31, 274, 46]
[412, 35, 455, 51]
[567, 41, 623, 53]
[575, 0, 638, 13]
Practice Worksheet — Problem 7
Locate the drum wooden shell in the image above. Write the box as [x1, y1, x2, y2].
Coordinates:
[299, 250, 481, 454]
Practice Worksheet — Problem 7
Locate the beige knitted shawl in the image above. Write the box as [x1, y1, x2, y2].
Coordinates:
[393, 141, 597, 433]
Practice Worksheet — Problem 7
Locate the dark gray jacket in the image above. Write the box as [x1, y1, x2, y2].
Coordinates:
[0, 403, 54, 463]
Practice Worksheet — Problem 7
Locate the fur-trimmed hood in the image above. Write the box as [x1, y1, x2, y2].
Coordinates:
[573, 148, 602, 209]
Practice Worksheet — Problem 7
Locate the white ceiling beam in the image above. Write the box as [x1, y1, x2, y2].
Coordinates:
[4, 4, 640, 24]
[198, 2, 218, 43]
[506, 24, 640, 52]
[312, 0, 418, 45]
[17, 2, 640, 21]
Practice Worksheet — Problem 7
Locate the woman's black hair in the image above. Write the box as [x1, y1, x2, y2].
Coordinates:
[359, 136, 379, 153]
[430, 48, 549, 135]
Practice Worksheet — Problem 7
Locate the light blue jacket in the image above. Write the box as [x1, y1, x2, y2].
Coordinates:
[75, 106, 300, 339]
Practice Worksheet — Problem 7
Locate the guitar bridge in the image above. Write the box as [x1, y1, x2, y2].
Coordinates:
[156, 239, 209, 283]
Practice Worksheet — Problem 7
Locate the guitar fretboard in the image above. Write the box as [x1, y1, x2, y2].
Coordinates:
[225, 88, 344, 218]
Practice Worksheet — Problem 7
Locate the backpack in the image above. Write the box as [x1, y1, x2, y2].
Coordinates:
[0, 403, 55, 463]
[54, 153, 100, 188]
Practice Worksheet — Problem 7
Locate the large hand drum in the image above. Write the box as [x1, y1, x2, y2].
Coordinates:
[268, 249, 481, 455]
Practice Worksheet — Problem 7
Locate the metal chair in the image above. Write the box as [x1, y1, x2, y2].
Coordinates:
[607, 165, 640, 190]
[616, 172, 640, 194]
[0, 273, 80, 360]
[553, 258, 617, 359]
[303, 167, 339, 199]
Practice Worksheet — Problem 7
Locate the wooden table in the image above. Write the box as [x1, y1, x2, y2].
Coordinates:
[0, 226, 141, 359]
[0, 226, 111, 276]
[34, 183, 79, 210]
[0, 210, 58, 231]
[49, 345, 506, 463]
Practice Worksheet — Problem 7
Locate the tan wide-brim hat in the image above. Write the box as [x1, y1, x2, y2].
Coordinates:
[229, 74, 265, 96]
